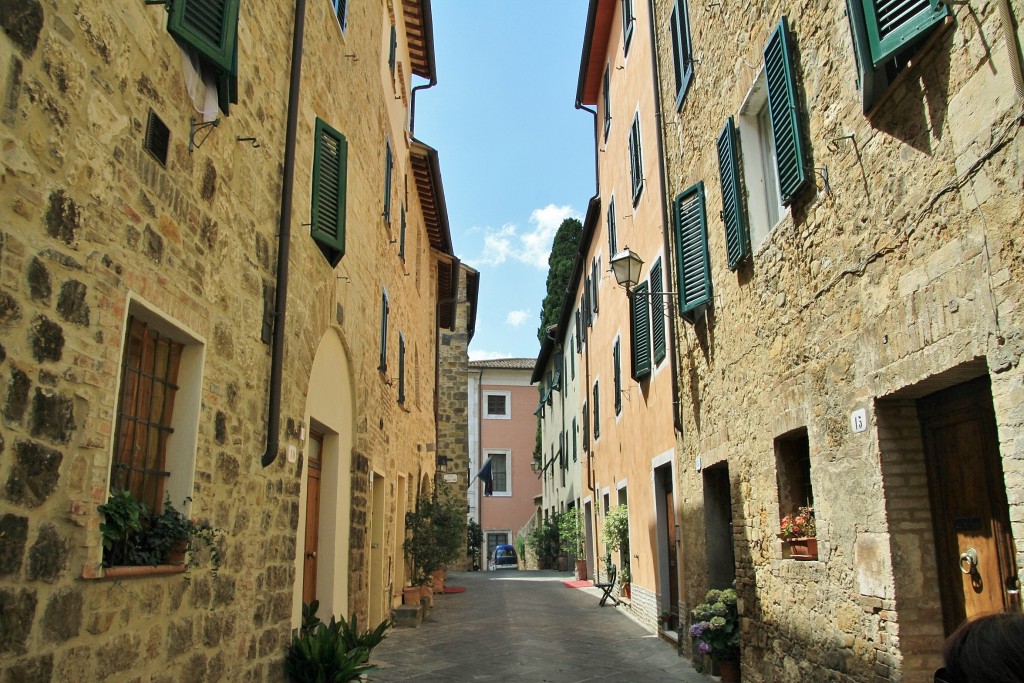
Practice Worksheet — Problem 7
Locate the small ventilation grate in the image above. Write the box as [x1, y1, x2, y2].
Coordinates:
[144, 110, 170, 167]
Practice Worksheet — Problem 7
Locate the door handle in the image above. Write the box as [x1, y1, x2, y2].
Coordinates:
[959, 547, 978, 574]
[306, 551, 317, 559]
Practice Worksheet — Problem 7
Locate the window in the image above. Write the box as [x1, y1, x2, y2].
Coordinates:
[397, 333, 406, 403]
[487, 451, 510, 495]
[378, 290, 389, 372]
[649, 260, 666, 363]
[593, 381, 601, 440]
[737, 74, 782, 251]
[388, 24, 397, 76]
[621, 0, 635, 53]
[311, 118, 348, 267]
[716, 117, 750, 269]
[669, 0, 694, 109]
[110, 307, 203, 514]
[607, 195, 618, 256]
[628, 113, 644, 204]
[673, 182, 712, 319]
[775, 428, 815, 557]
[166, 0, 240, 115]
[603, 66, 612, 140]
[333, 0, 348, 32]
[631, 280, 651, 380]
[847, 0, 948, 112]
[613, 339, 622, 415]
[383, 138, 393, 222]
[484, 391, 511, 419]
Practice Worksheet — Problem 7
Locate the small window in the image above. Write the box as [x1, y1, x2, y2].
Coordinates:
[378, 290, 389, 373]
[630, 280, 651, 380]
[669, 0, 694, 109]
[775, 428, 815, 557]
[673, 182, 712, 319]
[738, 74, 782, 251]
[628, 113, 644, 204]
[603, 66, 612, 140]
[607, 195, 618, 256]
[484, 391, 511, 419]
[311, 118, 348, 267]
[613, 339, 622, 415]
[846, 0, 949, 112]
[621, 0, 635, 54]
[109, 306, 203, 516]
[144, 110, 170, 167]
[383, 139, 393, 222]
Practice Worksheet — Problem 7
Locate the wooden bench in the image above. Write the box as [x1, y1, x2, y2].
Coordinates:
[594, 563, 619, 607]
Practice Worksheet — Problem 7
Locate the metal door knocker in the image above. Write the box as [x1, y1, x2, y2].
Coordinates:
[959, 547, 979, 574]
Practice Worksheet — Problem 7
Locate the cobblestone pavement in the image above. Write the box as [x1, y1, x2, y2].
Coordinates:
[367, 570, 715, 682]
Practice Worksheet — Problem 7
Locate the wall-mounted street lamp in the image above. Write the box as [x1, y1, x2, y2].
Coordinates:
[609, 247, 679, 300]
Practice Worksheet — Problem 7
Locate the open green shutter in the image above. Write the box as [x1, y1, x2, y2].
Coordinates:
[861, 0, 948, 67]
[650, 261, 666, 363]
[613, 341, 622, 414]
[717, 117, 749, 270]
[674, 182, 712, 316]
[397, 335, 406, 403]
[168, 0, 239, 74]
[593, 382, 600, 439]
[631, 281, 651, 380]
[764, 17, 811, 206]
[311, 119, 348, 267]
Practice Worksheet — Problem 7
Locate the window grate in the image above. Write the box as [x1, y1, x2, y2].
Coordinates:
[144, 110, 170, 167]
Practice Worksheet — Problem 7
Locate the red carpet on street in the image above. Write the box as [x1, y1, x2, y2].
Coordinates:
[562, 579, 592, 589]
[443, 586, 465, 594]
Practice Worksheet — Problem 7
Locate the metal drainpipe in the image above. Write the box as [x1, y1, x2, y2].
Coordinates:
[647, 0, 684, 434]
[262, 0, 306, 468]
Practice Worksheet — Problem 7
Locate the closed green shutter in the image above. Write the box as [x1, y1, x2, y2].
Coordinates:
[674, 182, 712, 316]
[397, 334, 406, 403]
[383, 140, 393, 222]
[583, 402, 590, 451]
[572, 418, 578, 461]
[168, 0, 239, 74]
[607, 197, 617, 255]
[399, 206, 406, 259]
[631, 281, 651, 380]
[650, 260, 666, 363]
[593, 382, 600, 440]
[311, 119, 348, 267]
[613, 340, 622, 415]
[717, 117, 749, 270]
[389, 24, 397, 75]
[378, 292, 389, 372]
[861, 0, 947, 67]
[763, 18, 811, 206]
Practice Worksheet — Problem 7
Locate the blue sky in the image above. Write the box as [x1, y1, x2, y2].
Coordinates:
[415, 1, 593, 362]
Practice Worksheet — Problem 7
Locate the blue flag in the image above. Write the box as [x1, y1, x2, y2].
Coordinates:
[475, 459, 493, 496]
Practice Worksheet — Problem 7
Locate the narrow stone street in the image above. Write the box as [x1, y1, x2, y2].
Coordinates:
[368, 570, 714, 682]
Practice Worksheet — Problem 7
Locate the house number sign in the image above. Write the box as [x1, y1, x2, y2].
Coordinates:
[850, 408, 867, 433]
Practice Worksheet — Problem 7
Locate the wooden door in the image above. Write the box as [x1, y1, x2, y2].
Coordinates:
[919, 376, 1019, 635]
[302, 431, 323, 606]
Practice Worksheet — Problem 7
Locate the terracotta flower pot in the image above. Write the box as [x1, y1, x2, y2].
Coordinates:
[717, 659, 741, 682]
[574, 558, 587, 580]
[165, 538, 189, 565]
[781, 536, 818, 560]
[403, 587, 421, 606]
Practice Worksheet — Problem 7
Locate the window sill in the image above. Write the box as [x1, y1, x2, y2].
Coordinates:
[80, 563, 186, 581]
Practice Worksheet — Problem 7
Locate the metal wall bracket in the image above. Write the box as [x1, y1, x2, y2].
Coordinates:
[189, 118, 219, 155]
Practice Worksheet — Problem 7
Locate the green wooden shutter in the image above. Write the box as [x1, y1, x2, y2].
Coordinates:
[631, 281, 651, 380]
[607, 197, 617, 255]
[593, 382, 600, 439]
[397, 334, 406, 403]
[629, 115, 644, 202]
[215, 41, 238, 115]
[650, 260, 666, 363]
[311, 119, 348, 267]
[399, 206, 406, 259]
[583, 402, 590, 451]
[763, 17, 811, 206]
[603, 66, 612, 140]
[168, 0, 239, 74]
[861, 0, 947, 67]
[572, 418, 578, 461]
[592, 260, 599, 313]
[717, 117, 749, 270]
[670, 0, 694, 109]
[378, 292, 389, 372]
[613, 340, 622, 415]
[389, 24, 397, 75]
[383, 139, 393, 221]
[674, 182, 712, 316]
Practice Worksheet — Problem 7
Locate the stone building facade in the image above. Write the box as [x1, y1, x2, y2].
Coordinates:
[0, 0, 460, 680]
[647, 0, 1024, 680]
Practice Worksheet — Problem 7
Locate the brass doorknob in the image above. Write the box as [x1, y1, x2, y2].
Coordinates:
[306, 551, 317, 559]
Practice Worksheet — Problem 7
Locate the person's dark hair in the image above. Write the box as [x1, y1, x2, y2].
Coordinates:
[942, 612, 1024, 683]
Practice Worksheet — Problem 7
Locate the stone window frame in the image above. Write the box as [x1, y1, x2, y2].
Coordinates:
[483, 390, 511, 420]
[485, 450, 511, 496]
[775, 427, 817, 559]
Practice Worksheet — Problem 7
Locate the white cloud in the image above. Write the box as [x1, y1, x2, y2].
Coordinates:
[468, 349, 514, 361]
[506, 310, 530, 327]
[466, 204, 580, 269]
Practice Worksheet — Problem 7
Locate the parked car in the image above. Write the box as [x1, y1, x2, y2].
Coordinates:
[490, 544, 518, 570]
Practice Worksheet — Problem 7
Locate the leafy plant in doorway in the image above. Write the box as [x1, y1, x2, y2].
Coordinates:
[525, 517, 559, 569]
[285, 601, 391, 682]
[557, 508, 587, 578]
[690, 588, 740, 663]
[404, 485, 466, 584]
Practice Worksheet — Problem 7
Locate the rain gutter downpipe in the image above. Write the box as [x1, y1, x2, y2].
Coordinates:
[262, 0, 306, 468]
[647, 0, 684, 434]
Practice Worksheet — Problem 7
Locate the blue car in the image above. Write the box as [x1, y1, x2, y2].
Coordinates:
[490, 544, 518, 570]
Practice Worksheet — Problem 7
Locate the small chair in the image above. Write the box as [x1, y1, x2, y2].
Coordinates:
[595, 563, 619, 607]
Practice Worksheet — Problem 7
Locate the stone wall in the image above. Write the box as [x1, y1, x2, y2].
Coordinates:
[0, 0, 447, 679]
[651, 0, 1024, 681]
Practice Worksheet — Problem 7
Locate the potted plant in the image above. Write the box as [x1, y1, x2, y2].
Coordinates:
[98, 490, 222, 577]
[619, 562, 631, 599]
[690, 588, 741, 682]
[777, 506, 817, 560]
[526, 517, 559, 570]
[603, 504, 630, 586]
[284, 601, 390, 682]
[404, 486, 465, 593]
[556, 509, 586, 579]
[659, 610, 672, 629]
